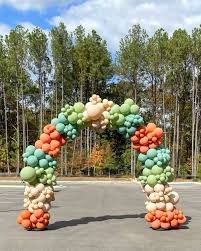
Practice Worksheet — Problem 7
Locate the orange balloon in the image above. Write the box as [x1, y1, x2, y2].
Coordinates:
[147, 132, 154, 140]
[145, 214, 151, 222]
[30, 214, 38, 224]
[34, 209, 44, 219]
[42, 143, 51, 152]
[178, 216, 186, 224]
[146, 123, 156, 132]
[17, 215, 23, 224]
[50, 130, 61, 140]
[139, 136, 149, 145]
[44, 124, 55, 134]
[140, 146, 149, 153]
[161, 222, 170, 229]
[50, 140, 60, 150]
[43, 219, 49, 226]
[21, 210, 31, 220]
[35, 140, 43, 149]
[154, 128, 163, 138]
[40, 133, 51, 143]
[151, 219, 161, 229]
[135, 131, 140, 136]
[139, 133, 144, 138]
[152, 136, 158, 143]
[36, 222, 46, 230]
[21, 219, 32, 229]
[170, 219, 178, 228]
[139, 128, 145, 133]
[43, 213, 50, 220]
[149, 143, 157, 149]
[38, 217, 44, 223]
[131, 135, 139, 143]
[167, 211, 174, 221]
[155, 210, 163, 219]
[61, 137, 66, 146]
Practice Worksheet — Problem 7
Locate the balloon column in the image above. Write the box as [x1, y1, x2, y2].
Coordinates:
[17, 94, 186, 230]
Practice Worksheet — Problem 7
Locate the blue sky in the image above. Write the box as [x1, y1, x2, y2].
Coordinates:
[1, 0, 201, 52]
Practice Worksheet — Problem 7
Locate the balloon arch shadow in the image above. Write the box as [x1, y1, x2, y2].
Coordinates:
[17, 94, 187, 231]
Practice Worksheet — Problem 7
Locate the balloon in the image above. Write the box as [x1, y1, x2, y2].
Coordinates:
[74, 102, 85, 113]
[147, 149, 157, 158]
[130, 104, 139, 114]
[34, 149, 45, 160]
[26, 145, 36, 155]
[147, 175, 157, 187]
[120, 104, 130, 115]
[20, 166, 36, 183]
[26, 156, 38, 167]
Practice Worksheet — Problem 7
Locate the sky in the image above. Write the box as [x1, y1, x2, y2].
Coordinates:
[1, 0, 201, 52]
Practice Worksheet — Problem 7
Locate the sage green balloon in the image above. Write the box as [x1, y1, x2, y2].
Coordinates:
[147, 175, 157, 187]
[124, 98, 134, 106]
[68, 112, 78, 124]
[116, 114, 125, 126]
[74, 102, 85, 113]
[110, 104, 120, 114]
[151, 165, 163, 175]
[142, 168, 152, 177]
[120, 104, 130, 115]
[130, 104, 139, 114]
[20, 166, 36, 183]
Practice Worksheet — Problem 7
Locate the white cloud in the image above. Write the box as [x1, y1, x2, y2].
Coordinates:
[0, 23, 10, 36]
[0, 0, 68, 11]
[50, 0, 201, 52]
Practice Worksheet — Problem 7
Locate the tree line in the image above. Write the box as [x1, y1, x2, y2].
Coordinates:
[0, 23, 200, 178]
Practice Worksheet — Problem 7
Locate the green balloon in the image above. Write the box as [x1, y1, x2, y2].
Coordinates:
[120, 104, 130, 115]
[130, 104, 139, 114]
[46, 167, 54, 174]
[147, 149, 157, 159]
[118, 127, 126, 133]
[20, 166, 36, 183]
[27, 155, 38, 167]
[145, 159, 155, 168]
[39, 159, 49, 169]
[151, 165, 163, 175]
[142, 168, 152, 177]
[26, 145, 36, 155]
[110, 104, 120, 114]
[74, 102, 85, 113]
[147, 175, 157, 187]
[124, 98, 134, 106]
[116, 114, 125, 126]
[68, 112, 78, 124]
[34, 149, 45, 160]
[56, 123, 65, 133]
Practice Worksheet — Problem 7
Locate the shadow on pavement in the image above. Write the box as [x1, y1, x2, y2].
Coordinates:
[48, 213, 145, 230]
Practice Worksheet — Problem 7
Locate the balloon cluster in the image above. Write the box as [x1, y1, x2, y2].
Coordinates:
[145, 209, 186, 230]
[83, 94, 113, 132]
[17, 94, 186, 231]
[132, 123, 187, 229]
[23, 184, 55, 213]
[17, 209, 50, 230]
[131, 123, 163, 153]
[109, 99, 144, 138]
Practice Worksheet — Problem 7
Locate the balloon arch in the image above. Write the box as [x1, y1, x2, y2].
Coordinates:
[17, 94, 186, 230]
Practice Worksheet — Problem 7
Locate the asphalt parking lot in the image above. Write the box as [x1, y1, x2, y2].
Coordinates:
[0, 182, 200, 251]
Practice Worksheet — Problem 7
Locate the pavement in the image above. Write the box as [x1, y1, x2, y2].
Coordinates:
[0, 182, 200, 251]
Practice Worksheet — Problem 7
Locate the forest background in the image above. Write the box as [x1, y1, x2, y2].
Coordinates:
[0, 23, 200, 178]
